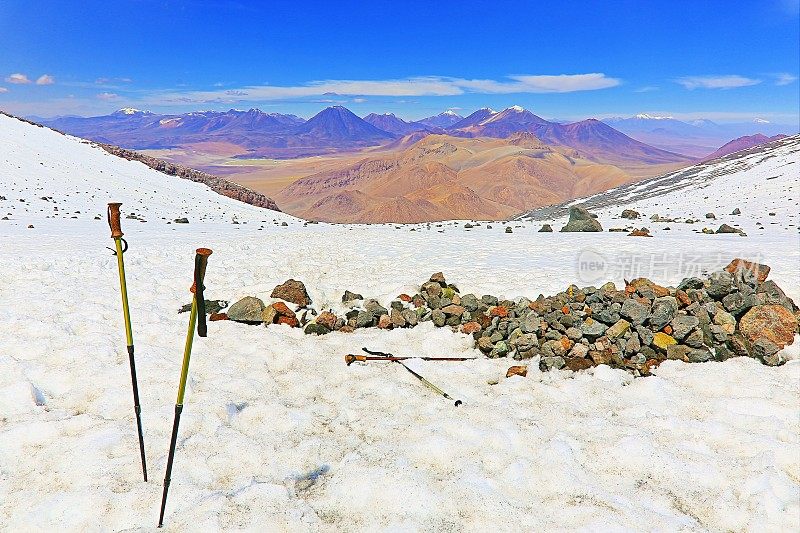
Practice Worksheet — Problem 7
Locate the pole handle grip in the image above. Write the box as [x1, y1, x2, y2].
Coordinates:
[108, 202, 124, 238]
[192, 248, 213, 337]
[345, 354, 365, 365]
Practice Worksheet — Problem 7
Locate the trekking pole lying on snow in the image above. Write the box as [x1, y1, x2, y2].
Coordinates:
[158, 247, 213, 528]
[359, 348, 463, 407]
[107, 202, 148, 482]
[345, 354, 476, 365]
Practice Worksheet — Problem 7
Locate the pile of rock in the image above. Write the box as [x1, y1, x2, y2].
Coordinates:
[216, 258, 798, 375]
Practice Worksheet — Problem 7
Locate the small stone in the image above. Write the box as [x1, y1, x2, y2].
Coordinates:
[316, 311, 338, 330]
[355, 310, 373, 328]
[431, 309, 446, 327]
[390, 308, 406, 328]
[461, 322, 482, 334]
[539, 224, 553, 232]
[505, 226, 513, 233]
[430, 272, 446, 284]
[477, 337, 494, 353]
[713, 308, 736, 334]
[401, 309, 418, 327]
[605, 319, 631, 339]
[271, 302, 295, 318]
[670, 315, 699, 340]
[650, 296, 678, 329]
[276, 315, 299, 327]
[716, 223, 742, 234]
[441, 304, 465, 317]
[304, 322, 330, 335]
[506, 365, 528, 378]
[580, 318, 607, 340]
[209, 312, 228, 321]
[565, 358, 594, 371]
[342, 290, 363, 303]
[174, 217, 189, 224]
[621, 298, 650, 325]
[377, 314, 392, 329]
[261, 305, 278, 324]
[652, 332, 677, 351]
[705, 212, 716, 219]
[621, 209, 640, 219]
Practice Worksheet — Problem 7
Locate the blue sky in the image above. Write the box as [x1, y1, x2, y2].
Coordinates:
[0, 0, 798, 123]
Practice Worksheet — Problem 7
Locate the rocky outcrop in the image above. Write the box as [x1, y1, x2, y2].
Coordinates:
[97, 144, 281, 211]
[560, 206, 603, 232]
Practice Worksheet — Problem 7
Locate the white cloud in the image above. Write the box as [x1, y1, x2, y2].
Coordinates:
[36, 74, 55, 85]
[96, 92, 119, 100]
[146, 73, 621, 105]
[0, 87, 8, 93]
[634, 85, 659, 93]
[676, 75, 761, 89]
[6, 73, 31, 84]
[775, 73, 798, 86]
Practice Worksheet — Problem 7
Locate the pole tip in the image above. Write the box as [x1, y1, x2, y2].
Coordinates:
[196, 247, 213, 256]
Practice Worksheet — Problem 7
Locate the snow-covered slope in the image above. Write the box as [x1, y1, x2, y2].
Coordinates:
[1, 114, 799, 531]
[517, 135, 800, 238]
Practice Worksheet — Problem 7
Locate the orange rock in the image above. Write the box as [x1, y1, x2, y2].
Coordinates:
[490, 306, 509, 318]
[461, 321, 482, 334]
[339, 325, 355, 333]
[398, 294, 412, 302]
[476, 313, 493, 328]
[506, 365, 528, 378]
[627, 278, 670, 297]
[560, 336, 573, 351]
[316, 311, 337, 330]
[642, 358, 662, 375]
[565, 358, 594, 371]
[627, 229, 652, 237]
[675, 289, 691, 307]
[377, 314, 392, 329]
[740, 305, 798, 348]
[561, 305, 570, 315]
[272, 302, 296, 318]
[276, 315, 299, 327]
[663, 325, 673, 335]
[209, 312, 228, 321]
[724, 258, 770, 283]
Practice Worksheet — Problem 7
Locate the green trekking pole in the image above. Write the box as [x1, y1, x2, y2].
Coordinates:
[158, 247, 213, 528]
[108, 202, 148, 482]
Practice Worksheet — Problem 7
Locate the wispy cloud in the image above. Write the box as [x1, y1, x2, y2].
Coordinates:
[95, 77, 132, 85]
[774, 73, 798, 85]
[145, 73, 621, 105]
[676, 75, 761, 89]
[6, 73, 31, 84]
[96, 92, 119, 100]
[36, 74, 55, 85]
[0, 87, 8, 93]
[634, 85, 659, 93]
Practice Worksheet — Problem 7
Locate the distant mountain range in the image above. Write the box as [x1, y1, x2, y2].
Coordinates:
[602, 114, 797, 157]
[700, 134, 787, 161]
[38, 106, 796, 163]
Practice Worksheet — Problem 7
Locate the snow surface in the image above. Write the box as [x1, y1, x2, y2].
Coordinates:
[1, 114, 799, 531]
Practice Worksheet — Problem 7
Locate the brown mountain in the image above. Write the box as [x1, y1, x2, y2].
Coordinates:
[701, 134, 788, 161]
[274, 133, 633, 223]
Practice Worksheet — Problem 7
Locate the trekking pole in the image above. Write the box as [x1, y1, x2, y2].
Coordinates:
[158, 247, 213, 528]
[108, 202, 147, 482]
[361, 348, 462, 406]
[345, 354, 476, 365]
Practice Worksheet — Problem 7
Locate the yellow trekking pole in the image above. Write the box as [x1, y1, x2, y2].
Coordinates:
[108, 202, 148, 482]
[158, 247, 213, 528]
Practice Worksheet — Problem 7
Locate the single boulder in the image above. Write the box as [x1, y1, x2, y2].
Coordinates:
[724, 258, 770, 283]
[506, 365, 528, 378]
[270, 279, 311, 307]
[342, 290, 363, 303]
[560, 206, 603, 232]
[621, 209, 641, 219]
[227, 296, 265, 323]
[716, 224, 743, 234]
[740, 305, 798, 349]
[539, 224, 553, 232]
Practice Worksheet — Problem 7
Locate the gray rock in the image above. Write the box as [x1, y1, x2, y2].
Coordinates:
[364, 299, 388, 317]
[706, 271, 734, 299]
[355, 310, 374, 328]
[621, 209, 640, 219]
[540, 356, 566, 370]
[650, 296, 678, 329]
[227, 296, 265, 323]
[431, 309, 446, 327]
[580, 318, 608, 340]
[635, 325, 654, 347]
[538, 224, 553, 232]
[560, 206, 603, 232]
[461, 294, 479, 312]
[304, 322, 330, 335]
[670, 315, 699, 340]
[752, 338, 781, 365]
[401, 309, 418, 327]
[621, 298, 650, 325]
